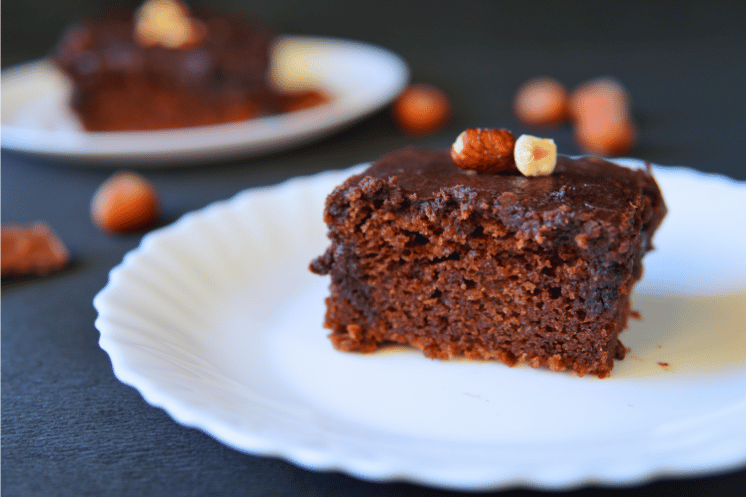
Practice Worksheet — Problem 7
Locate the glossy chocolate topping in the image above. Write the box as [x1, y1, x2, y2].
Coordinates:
[358, 147, 660, 216]
[52, 7, 273, 90]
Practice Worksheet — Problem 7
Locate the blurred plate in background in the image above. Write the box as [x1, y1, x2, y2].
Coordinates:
[0, 36, 409, 165]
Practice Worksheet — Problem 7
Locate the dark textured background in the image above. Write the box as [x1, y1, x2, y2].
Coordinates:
[3, 1, 746, 496]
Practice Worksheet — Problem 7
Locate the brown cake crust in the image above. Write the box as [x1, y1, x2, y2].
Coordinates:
[310, 147, 666, 378]
[51, 6, 276, 131]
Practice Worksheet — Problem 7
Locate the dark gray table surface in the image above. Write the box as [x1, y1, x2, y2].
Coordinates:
[3, 1, 746, 496]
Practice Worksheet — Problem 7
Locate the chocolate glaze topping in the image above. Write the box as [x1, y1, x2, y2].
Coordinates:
[335, 147, 666, 246]
[53, 7, 273, 91]
[359, 147, 662, 220]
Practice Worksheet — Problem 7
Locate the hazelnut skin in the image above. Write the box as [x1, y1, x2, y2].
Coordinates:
[570, 77, 636, 156]
[569, 77, 631, 122]
[91, 171, 160, 233]
[392, 83, 452, 136]
[574, 112, 637, 156]
[513, 77, 570, 127]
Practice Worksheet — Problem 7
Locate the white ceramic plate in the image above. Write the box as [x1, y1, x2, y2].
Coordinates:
[1, 36, 408, 165]
[94, 162, 746, 490]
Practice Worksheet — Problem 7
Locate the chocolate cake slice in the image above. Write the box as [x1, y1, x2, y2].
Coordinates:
[51, 1, 275, 131]
[310, 147, 666, 378]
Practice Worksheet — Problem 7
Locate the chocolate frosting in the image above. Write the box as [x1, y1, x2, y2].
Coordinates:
[52, 7, 273, 89]
[358, 147, 660, 216]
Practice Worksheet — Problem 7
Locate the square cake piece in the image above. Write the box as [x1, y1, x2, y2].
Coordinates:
[51, 1, 275, 131]
[310, 147, 666, 377]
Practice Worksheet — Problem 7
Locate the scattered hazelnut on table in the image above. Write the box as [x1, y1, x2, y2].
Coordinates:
[451, 128, 516, 173]
[574, 110, 637, 156]
[514, 134, 557, 177]
[1, 222, 70, 278]
[569, 77, 637, 156]
[91, 171, 160, 233]
[513, 77, 570, 127]
[392, 83, 452, 136]
[513, 75, 638, 157]
[569, 77, 630, 121]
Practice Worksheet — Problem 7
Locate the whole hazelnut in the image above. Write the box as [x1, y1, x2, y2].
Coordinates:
[570, 77, 636, 156]
[574, 112, 637, 156]
[569, 77, 631, 122]
[513, 77, 569, 127]
[451, 128, 516, 173]
[91, 171, 160, 233]
[392, 83, 452, 136]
